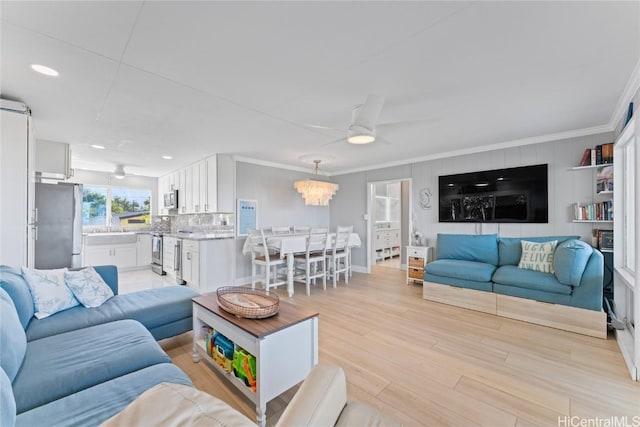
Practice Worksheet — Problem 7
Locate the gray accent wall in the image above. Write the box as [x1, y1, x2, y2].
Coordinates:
[234, 161, 331, 280]
[330, 132, 615, 270]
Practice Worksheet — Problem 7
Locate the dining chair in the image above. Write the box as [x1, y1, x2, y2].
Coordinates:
[326, 226, 351, 287]
[293, 231, 328, 295]
[247, 228, 287, 294]
[310, 227, 328, 233]
[271, 226, 291, 236]
[293, 226, 311, 234]
[337, 225, 354, 277]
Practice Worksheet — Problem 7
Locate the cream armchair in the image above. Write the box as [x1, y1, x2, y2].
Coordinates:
[276, 364, 403, 427]
[102, 364, 401, 427]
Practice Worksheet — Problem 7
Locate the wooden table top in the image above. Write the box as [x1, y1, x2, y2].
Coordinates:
[193, 293, 319, 339]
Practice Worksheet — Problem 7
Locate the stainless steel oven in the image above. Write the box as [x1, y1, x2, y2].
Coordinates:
[151, 233, 165, 275]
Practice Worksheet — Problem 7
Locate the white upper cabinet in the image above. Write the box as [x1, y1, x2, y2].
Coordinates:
[36, 140, 72, 179]
[205, 155, 217, 212]
[157, 154, 234, 214]
[199, 159, 208, 212]
[185, 164, 194, 213]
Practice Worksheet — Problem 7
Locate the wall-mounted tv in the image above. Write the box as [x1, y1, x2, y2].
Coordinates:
[439, 164, 548, 223]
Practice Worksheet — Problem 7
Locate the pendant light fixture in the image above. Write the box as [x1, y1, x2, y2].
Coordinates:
[294, 160, 339, 206]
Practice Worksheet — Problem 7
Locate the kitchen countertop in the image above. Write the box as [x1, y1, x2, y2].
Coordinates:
[83, 230, 234, 240]
[163, 232, 235, 241]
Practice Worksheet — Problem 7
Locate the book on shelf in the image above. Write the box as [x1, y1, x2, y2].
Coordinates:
[601, 143, 614, 164]
[595, 145, 603, 165]
[574, 201, 613, 221]
[593, 229, 613, 251]
[590, 149, 596, 166]
[579, 148, 591, 166]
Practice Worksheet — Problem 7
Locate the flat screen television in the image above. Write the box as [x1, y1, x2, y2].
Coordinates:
[438, 164, 548, 223]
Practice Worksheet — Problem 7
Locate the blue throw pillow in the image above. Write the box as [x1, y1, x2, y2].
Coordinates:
[498, 236, 579, 266]
[65, 267, 114, 308]
[553, 240, 593, 287]
[21, 267, 79, 319]
[436, 233, 499, 265]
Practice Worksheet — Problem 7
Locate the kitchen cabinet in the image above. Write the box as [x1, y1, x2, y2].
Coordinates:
[83, 244, 137, 269]
[181, 238, 235, 291]
[36, 140, 72, 179]
[157, 153, 235, 215]
[199, 160, 208, 211]
[182, 239, 200, 288]
[136, 234, 152, 266]
[185, 164, 195, 213]
[205, 155, 217, 212]
[163, 236, 177, 278]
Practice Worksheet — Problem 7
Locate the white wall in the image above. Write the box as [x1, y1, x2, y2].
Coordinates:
[234, 161, 332, 281]
[331, 132, 615, 270]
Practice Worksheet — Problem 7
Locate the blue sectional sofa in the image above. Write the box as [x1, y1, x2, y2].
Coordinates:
[0, 265, 198, 341]
[423, 234, 606, 338]
[0, 265, 199, 426]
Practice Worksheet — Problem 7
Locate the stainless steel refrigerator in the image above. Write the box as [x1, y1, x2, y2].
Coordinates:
[34, 182, 83, 269]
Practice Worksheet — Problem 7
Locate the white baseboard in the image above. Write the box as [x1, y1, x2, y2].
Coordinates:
[351, 265, 368, 274]
[235, 276, 252, 286]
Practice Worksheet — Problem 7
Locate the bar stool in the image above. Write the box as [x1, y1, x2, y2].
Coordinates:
[247, 228, 287, 294]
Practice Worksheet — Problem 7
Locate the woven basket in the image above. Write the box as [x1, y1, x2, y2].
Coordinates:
[216, 286, 279, 319]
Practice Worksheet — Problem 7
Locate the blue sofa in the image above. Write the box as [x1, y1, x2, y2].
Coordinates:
[0, 265, 198, 341]
[423, 234, 606, 337]
[0, 265, 199, 426]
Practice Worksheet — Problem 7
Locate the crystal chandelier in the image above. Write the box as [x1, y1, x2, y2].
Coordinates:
[294, 160, 339, 206]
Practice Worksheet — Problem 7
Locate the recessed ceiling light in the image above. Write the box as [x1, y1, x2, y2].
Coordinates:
[30, 64, 59, 77]
[162, 155, 173, 160]
[91, 144, 105, 150]
[475, 183, 489, 187]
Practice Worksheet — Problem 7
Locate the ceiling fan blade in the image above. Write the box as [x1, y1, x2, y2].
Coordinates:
[296, 122, 344, 132]
[376, 136, 392, 145]
[353, 94, 385, 129]
[377, 117, 439, 129]
[321, 137, 348, 147]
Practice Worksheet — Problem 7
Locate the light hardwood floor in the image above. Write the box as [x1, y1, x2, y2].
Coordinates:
[138, 267, 640, 426]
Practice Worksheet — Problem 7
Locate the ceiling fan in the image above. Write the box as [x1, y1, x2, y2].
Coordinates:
[299, 94, 436, 147]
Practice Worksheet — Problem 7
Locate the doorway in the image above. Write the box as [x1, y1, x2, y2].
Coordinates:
[367, 179, 411, 272]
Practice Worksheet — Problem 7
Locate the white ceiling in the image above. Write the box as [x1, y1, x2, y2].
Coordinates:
[1, 1, 638, 176]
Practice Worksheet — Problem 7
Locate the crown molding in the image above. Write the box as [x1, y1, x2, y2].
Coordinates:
[332, 124, 613, 176]
[232, 155, 323, 175]
[608, 58, 640, 131]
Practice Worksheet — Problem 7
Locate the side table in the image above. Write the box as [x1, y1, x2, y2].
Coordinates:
[406, 245, 432, 284]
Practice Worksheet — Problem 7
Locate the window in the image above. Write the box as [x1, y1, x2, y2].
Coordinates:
[82, 186, 107, 226]
[82, 186, 151, 230]
[615, 120, 637, 281]
[613, 117, 637, 350]
[374, 182, 401, 224]
[623, 142, 635, 272]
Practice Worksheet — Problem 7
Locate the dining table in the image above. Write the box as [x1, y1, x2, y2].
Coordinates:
[242, 232, 362, 297]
